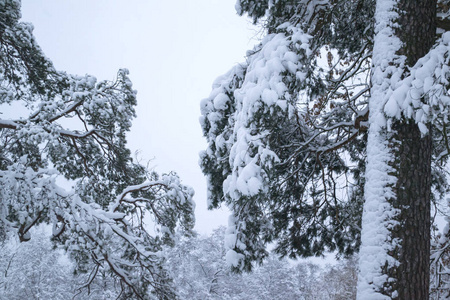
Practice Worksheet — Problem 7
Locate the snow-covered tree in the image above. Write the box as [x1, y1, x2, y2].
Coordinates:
[1, 226, 358, 300]
[431, 222, 450, 299]
[0, 227, 76, 299]
[166, 228, 231, 299]
[321, 256, 358, 299]
[166, 227, 357, 300]
[0, 226, 120, 299]
[200, 0, 450, 298]
[0, 1, 195, 299]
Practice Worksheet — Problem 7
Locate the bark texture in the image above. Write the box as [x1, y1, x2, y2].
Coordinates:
[386, 1, 436, 298]
[388, 121, 432, 299]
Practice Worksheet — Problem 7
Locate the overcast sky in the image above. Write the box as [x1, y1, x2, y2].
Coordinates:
[20, 0, 259, 234]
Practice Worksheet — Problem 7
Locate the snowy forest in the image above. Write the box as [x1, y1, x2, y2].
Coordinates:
[2, 0, 450, 299]
[1, 226, 358, 299]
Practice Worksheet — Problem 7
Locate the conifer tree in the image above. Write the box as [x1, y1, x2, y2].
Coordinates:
[201, 0, 450, 297]
[0, 1, 195, 299]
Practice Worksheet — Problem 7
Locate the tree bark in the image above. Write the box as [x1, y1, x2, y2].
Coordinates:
[383, 1, 435, 299]
[388, 121, 432, 299]
[387, 1, 435, 299]
[358, 0, 436, 299]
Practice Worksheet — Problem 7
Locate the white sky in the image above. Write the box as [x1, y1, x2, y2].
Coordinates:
[20, 0, 259, 234]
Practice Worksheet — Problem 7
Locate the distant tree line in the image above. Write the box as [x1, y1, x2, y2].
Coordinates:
[0, 226, 358, 300]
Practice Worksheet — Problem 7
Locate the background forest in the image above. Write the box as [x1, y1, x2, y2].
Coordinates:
[0, 226, 358, 300]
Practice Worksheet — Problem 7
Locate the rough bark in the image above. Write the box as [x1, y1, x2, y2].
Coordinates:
[386, 1, 436, 298]
[388, 121, 432, 299]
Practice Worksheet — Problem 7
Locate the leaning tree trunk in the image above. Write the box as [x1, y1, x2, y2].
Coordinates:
[357, 0, 435, 299]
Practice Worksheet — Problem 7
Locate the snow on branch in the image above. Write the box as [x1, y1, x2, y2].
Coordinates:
[201, 17, 370, 270]
[0, 2, 195, 297]
[384, 32, 450, 135]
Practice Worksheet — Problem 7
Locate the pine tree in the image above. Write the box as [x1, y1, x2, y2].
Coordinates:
[200, 0, 450, 297]
[0, 1, 195, 299]
[357, 1, 436, 298]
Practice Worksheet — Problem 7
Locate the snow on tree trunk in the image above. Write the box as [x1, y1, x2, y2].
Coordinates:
[357, 0, 435, 298]
[356, 1, 402, 298]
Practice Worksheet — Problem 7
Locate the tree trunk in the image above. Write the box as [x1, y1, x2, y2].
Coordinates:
[388, 121, 432, 299]
[387, 1, 435, 298]
[357, 0, 435, 299]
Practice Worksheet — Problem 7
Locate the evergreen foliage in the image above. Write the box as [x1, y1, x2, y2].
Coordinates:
[200, 3, 450, 295]
[0, 1, 195, 299]
[201, 0, 376, 270]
